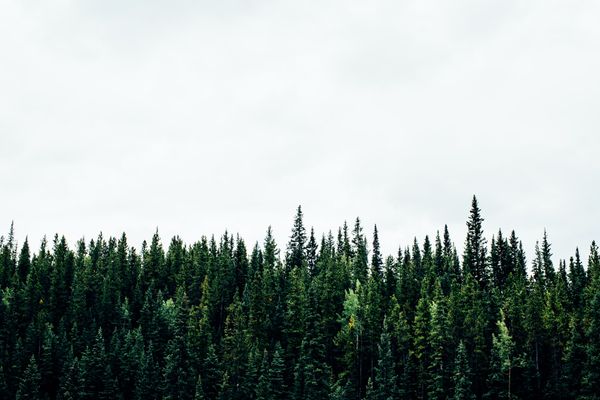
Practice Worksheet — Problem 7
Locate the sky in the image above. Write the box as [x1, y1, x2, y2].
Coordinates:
[1, 0, 599, 265]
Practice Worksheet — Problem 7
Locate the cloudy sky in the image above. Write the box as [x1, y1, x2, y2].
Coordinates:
[1, 0, 599, 263]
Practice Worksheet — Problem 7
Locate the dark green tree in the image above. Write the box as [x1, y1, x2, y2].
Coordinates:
[453, 342, 475, 400]
[463, 196, 488, 287]
[373, 319, 397, 400]
[16, 356, 41, 400]
[286, 206, 307, 272]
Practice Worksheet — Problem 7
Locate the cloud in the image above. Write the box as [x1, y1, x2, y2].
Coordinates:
[1, 0, 599, 264]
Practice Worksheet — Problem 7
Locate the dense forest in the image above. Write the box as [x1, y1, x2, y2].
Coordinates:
[0, 197, 599, 399]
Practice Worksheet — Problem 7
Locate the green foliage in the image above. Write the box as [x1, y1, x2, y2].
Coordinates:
[485, 311, 517, 400]
[453, 342, 475, 400]
[17, 356, 41, 400]
[463, 196, 488, 287]
[0, 199, 596, 400]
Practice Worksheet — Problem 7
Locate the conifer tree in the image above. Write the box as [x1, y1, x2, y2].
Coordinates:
[256, 354, 271, 400]
[453, 342, 475, 400]
[306, 228, 318, 277]
[463, 196, 488, 287]
[374, 319, 397, 400]
[79, 329, 115, 400]
[286, 206, 307, 272]
[269, 343, 286, 400]
[1, 198, 599, 400]
[428, 292, 450, 400]
[588, 241, 600, 284]
[351, 218, 368, 285]
[371, 226, 382, 278]
[0, 365, 8, 400]
[541, 231, 555, 286]
[203, 344, 221, 399]
[136, 342, 160, 400]
[413, 296, 430, 400]
[560, 315, 585, 399]
[17, 356, 41, 400]
[194, 375, 206, 400]
[581, 282, 600, 399]
[335, 285, 362, 400]
[17, 237, 31, 284]
[485, 312, 515, 400]
[569, 248, 586, 308]
[364, 378, 375, 400]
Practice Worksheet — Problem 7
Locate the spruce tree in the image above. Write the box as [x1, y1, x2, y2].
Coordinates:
[16, 356, 41, 400]
[374, 319, 397, 400]
[485, 312, 515, 400]
[0, 365, 8, 400]
[582, 283, 600, 399]
[256, 352, 271, 400]
[371, 225, 383, 278]
[194, 375, 206, 400]
[286, 206, 307, 272]
[413, 296, 430, 400]
[453, 342, 475, 400]
[306, 228, 318, 277]
[463, 196, 488, 287]
[428, 294, 449, 400]
[351, 218, 368, 285]
[269, 343, 286, 400]
[17, 237, 31, 283]
[2, 196, 599, 400]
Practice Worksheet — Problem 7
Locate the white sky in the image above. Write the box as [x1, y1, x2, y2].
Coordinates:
[1, 0, 599, 265]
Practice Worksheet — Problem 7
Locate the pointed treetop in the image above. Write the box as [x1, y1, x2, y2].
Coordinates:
[286, 206, 307, 270]
[463, 196, 487, 286]
[371, 225, 383, 276]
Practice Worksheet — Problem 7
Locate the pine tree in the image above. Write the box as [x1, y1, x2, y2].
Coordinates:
[581, 282, 600, 399]
[428, 294, 450, 400]
[79, 329, 115, 400]
[561, 314, 585, 399]
[0, 365, 8, 400]
[387, 296, 412, 398]
[269, 343, 286, 400]
[374, 319, 397, 400]
[256, 355, 271, 400]
[221, 293, 250, 400]
[203, 344, 221, 400]
[17, 356, 41, 400]
[57, 353, 81, 400]
[588, 241, 600, 284]
[463, 196, 488, 287]
[286, 206, 307, 272]
[335, 285, 362, 400]
[541, 231, 555, 286]
[136, 343, 160, 400]
[453, 342, 475, 400]
[485, 312, 515, 400]
[306, 228, 318, 277]
[364, 378, 375, 400]
[2, 196, 599, 400]
[371, 225, 383, 278]
[341, 221, 353, 260]
[17, 237, 31, 283]
[568, 248, 586, 309]
[194, 375, 206, 400]
[351, 218, 368, 285]
[143, 230, 165, 293]
[413, 296, 430, 400]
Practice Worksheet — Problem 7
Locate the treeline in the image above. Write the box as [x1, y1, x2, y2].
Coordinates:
[1, 196, 599, 399]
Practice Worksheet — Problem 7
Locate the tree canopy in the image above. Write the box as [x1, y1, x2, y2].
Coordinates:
[0, 197, 597, 399]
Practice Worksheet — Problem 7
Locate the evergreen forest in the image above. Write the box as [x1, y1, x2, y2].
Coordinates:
[1, 196, 600, 400]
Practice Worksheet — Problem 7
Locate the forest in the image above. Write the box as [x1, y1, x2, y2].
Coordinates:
[0, 196, 599, 400]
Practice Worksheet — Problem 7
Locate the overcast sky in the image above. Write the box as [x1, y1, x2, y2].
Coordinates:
[1, 0, 599, 265]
